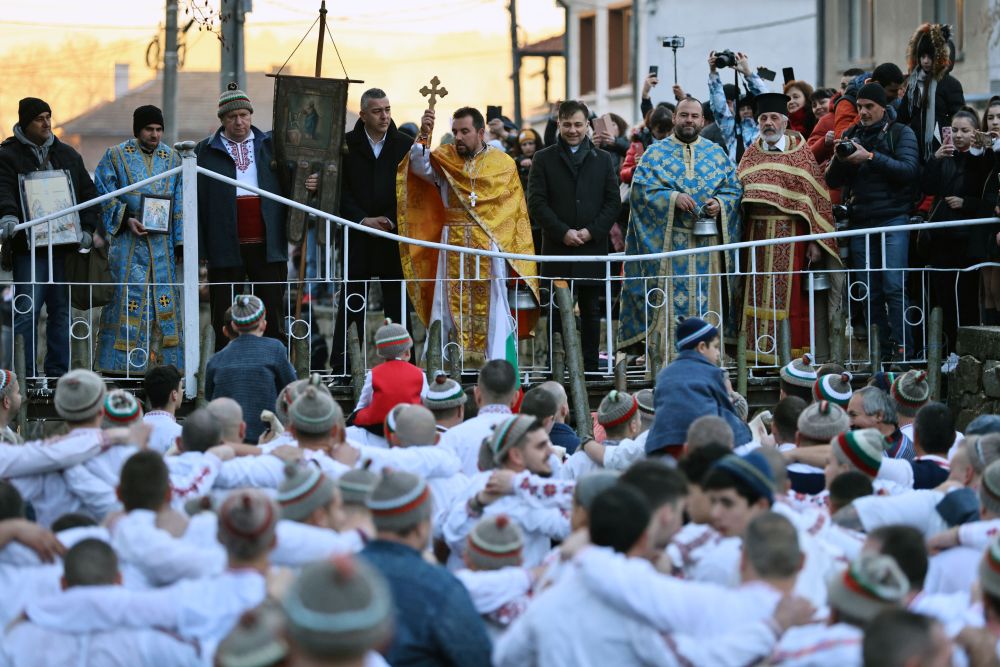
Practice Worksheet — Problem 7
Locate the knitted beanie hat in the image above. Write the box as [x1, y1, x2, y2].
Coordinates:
[979, 535, 1000, 599]
[277, 374, 330, 425]
[891, 370, 930, 411]
[231, 294, 266, 332]
[389, 404, 437, 446]
[597, 390, 639, 428]
[0, 369, 14, 395]
[366, 469, 431, 532]
[466, 514, 524, 570]
[826, 554, 909, 622]
[54, 370, 106, 422]
[711, 452, 776, 504]
[675, 317, 718, 351]
[780, 354, 817, 389]
[18, 97, 50, 129]
[289, 387, 342, 435]
[102, 389, 143, 427]
[218, 82, 254, 118]
[635, 388, 655, 417]
[422, 371, 465, 411]
[217, 490, 279, 558]
[813, 372, 854, 407]
[832, 429, 887, 477]
[979, 460, 1000, 514]
[856, 82, 888, 108]
[338, 468, 379, 507]
[573, 470, 620, 511]
[132, 105, 164, 137]
[278, 462, 336, 523]
[282, 555, 393, 660]
[477, 415, 538, 471]
[374, 319, 412, 360]
[215, 601, 288, 667]
[797, 400, 850, 442]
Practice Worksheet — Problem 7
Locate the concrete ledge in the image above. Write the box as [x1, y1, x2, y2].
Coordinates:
[957, 327, 1000, 360]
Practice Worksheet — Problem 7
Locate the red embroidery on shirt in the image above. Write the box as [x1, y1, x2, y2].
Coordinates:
[171, 466, 213, 498]
[225, 138, 254, 173]
[543, 484, 556, 498]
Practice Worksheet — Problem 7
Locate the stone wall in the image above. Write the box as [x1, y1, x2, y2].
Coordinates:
[950, 327, 1000, 430]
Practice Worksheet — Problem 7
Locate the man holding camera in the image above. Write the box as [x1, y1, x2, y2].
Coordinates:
[707, 50, 771, 162]
[825, 82, 919, 360]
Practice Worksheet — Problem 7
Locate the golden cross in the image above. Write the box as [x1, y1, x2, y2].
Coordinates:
[420, 76, 448, 110]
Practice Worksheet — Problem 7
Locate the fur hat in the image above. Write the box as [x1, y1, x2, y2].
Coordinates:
[367, 469, 431, 532]
[477, 415, 538, 471]
[338, 468, 379, 507]
[827, 554, 908, 622]
[797, 400, 850, 442]
[813, 372, 853, 407]
[218, 82, 254, 118]
[711, 452, 776, 504]
[907, 23, 953, 81]
[54, 370, 106, 422]
[891, 370, 930, 412]
[832, 429, 887, 477]
[132, 105, 164, 136]
[102, 389, 143, 427]
[466, 514, 524, 570]
[675, 317, 718, 351]
[374, 319, 412, 360]
[282, 556, 393, 659]
[635, 388, 655, 417]
[18, 97, 50, 129]
[278, 462, 336, 523]
[231, 294, 266, 332]
[597, 390, 638, 428]
[217, 490, 279, 559]
[215, 601, 288, 667]
[289, 387, 341, 435]
[422, 371, 465, 411]
[780, 354, 817, 389]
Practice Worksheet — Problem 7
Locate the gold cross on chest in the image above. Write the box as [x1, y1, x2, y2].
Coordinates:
[420, 76, 448, 110]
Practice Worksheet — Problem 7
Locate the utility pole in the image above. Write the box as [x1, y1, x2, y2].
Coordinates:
[220, 0, 248, 90]
[508, 0, 522, 128]
[163, 0, 179, 146]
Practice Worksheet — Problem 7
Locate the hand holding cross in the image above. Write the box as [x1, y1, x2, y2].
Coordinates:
[420, 76, 448, 110]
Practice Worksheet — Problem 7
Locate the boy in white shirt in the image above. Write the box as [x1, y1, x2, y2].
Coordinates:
[143, 364, 183, 455]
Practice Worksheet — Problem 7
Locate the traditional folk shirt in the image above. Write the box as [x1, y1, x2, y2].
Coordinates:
[438, 405, 513, 476]
[769, 622, 862, 666]
[93, 139, 183, 373]
[398, 143, 538, 365]
[620, 135, 742, 355]
[455, 566, 535, 640]
[143, 411, 181, 455]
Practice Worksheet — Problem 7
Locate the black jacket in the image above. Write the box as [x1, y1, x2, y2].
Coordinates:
[825, 117, 920, 224]
[922, 150, 999, 264]
[527, 138, 619, 279]
[195, 127, 287, 269]
[898, 73, 965, 159]
[339, 119, 413, 277]
[0, 134, 99, 255]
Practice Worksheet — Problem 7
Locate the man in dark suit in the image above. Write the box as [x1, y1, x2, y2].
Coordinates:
[330, 88, 414, 375]
[528, 100, 620, 372]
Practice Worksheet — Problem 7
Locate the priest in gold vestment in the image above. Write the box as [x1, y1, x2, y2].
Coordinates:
[397, 106, 538, 367]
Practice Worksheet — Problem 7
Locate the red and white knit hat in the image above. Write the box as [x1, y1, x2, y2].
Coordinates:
[813, 372, 853, 407]
[102, 389, 143, 427]
[466, 514, 524, 570]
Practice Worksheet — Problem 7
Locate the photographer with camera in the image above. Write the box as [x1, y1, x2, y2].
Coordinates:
[707, 50, 770, 162]
[825, 82, 919, 361]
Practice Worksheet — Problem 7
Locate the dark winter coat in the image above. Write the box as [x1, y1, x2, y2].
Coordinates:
[339, 119, 413, 278]
[527, 137, 619, 280]
[898, 73, 965, 158]
[922, 149, 999, 264]
[0, 133, 99, 255]
[195, 126, 287, 269]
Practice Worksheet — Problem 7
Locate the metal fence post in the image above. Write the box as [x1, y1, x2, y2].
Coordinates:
[175, 141, 200, 399]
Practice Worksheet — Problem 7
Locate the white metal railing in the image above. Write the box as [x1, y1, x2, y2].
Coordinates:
[6, 140, 999, 393]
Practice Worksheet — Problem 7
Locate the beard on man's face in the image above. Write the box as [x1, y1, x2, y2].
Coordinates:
[675, 125, 699, 141]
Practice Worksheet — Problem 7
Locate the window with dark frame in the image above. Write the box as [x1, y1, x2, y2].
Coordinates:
[843, 0, 874, 64]
[608, 5, 632, 89]
[580, 14, 596, 95]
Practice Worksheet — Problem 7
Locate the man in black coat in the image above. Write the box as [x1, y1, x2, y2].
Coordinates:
[330, 88, 414, 375]
[528, 100, 620, 372]
[195, 83, 315, 350]
[0, 97, 99, 378]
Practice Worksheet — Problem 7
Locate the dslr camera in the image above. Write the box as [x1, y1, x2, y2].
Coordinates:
[714, 50, 737, 69]
[835, 139, 857, 159]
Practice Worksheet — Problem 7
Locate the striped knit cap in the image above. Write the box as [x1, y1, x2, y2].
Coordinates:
[216, 601, 288, 667]
[813, 372, 853, 407]
[102, 389, 143, 427]
[0, 369, 14, 395]
[278, 462, 336, 523]
[797, 400, 849, 442]
[466, 514, 524, 570]
[635, 388, 655, 417]
[979, 460, 1000, 516]
[338, 468, 379, 507]
[277, 374, 330, 425]
[289, 387, 342, 435]
[217, 490, 279, 559]
[374, 319, 412, 360]
[218, 81, 254, 118]
[366, 469, 431, 532]
[54, 369, 107, 422]
[597, 390, 638, 428]
[891, 370, 930, 411]
[826, 554, 908, 622]
[780, 354, 817, 389]
[477, 415, 538, 471]
[422, 371, 465, 410]
[232, 294, 266, 332]
[675, 317, 718, 351]
[979, 534, 1000, 599]
[282, 555, 393, 659]
[832, 429, 887, 477]
[711, 452, 776, 504]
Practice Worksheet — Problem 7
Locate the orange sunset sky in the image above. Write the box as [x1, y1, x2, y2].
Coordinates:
[0, 0, 566, 141]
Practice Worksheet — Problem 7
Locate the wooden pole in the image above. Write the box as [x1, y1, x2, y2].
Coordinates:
[928, 307, 943, 401]
[347, 321, 365, 404]
[425, 319, 442, 382]
[870, 324, 881, 376]
[554, 283, 592, 440]
[315, 1, 327, 78]
[197, 325, 215, 408]
[614, 358, 627, 392]
[830, 306, 845, 363]
[551, 331, 565, 383]
[13, 335, 26, 434]
[736, 330, 748, 397]
[292, 334, 310, 379]
[778, 319, 792, 367]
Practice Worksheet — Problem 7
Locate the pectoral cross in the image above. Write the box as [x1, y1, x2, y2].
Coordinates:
[470, 192, 478, 208]
[420, 76, 448, 110]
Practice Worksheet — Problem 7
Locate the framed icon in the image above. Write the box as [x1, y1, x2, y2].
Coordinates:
[18, 169, 80, 247]
[140, 194, 172, 233]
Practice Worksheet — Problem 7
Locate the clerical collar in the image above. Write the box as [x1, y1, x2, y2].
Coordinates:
[465, 143, 489, 162]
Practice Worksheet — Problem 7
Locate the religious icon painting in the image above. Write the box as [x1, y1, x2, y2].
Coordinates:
[19, 169, 81, 247]
[140, 194, 172, 234]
